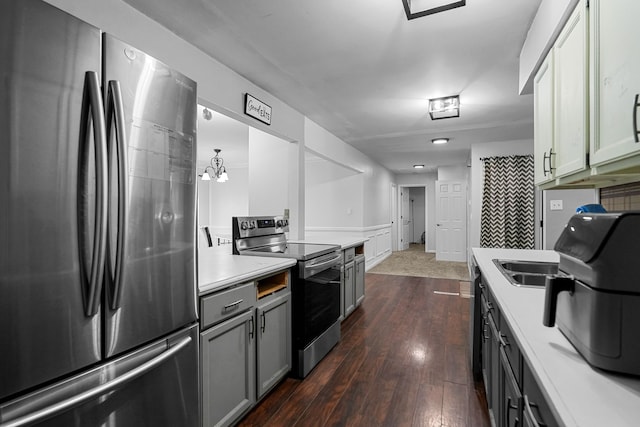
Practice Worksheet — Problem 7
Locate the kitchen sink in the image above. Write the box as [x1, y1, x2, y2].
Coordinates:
[496, 260, 558, 275]
[493, 259, 559, 288]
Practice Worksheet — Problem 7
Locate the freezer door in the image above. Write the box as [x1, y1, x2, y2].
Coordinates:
[102, 35, 198, 358]
[0, 325, 199, 427]
[0, 0, 104, 400]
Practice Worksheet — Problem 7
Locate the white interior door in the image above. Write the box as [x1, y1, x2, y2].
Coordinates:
[391, 184, 398, 252]
[401, 188, 411, 250]
[436, 181, 467, 262]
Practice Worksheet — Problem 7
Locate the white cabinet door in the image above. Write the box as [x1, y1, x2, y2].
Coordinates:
[534, 52, 555, 185]
[590, 0, 640, 166]
[553, 0, 588, 178]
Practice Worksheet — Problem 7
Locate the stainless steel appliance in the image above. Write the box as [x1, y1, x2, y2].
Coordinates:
[469, 257, 483, 381]
[0, 1, 199, 425]
[543, 212, 640, 376]
[232, 216, 342, 378]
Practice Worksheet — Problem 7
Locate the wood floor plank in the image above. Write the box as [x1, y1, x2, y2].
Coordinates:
[236, 273, 490, 427]
[442, 381, 469, 427]
[412, 383, 444, 427]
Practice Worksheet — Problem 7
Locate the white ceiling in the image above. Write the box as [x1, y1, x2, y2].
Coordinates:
[125, 0, 542, 174]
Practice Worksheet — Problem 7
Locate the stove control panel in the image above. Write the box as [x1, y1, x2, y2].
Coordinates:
[232, 216, 289, 252]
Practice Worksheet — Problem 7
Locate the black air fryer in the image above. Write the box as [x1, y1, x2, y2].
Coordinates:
[543, 212, 640, 376]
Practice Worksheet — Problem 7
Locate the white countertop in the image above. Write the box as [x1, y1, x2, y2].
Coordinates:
[198, 245, 296, 295]
[289, 235, 368, 250]
[472, 248, 640, 427]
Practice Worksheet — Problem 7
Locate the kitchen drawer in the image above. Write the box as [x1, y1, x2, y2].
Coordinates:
[343, 247, 355, 263]
[499, 315, 521, 382]
[201, 282, 257, 329]
[480, 280, 500, 325]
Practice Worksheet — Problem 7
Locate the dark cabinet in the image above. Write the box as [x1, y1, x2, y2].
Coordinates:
[523, 362, 558, 427]
[500, 347, 522, 427]
[477, 274, 557, 427]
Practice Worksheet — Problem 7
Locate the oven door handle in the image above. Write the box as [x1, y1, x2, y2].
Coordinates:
[305, 254, 342, 271]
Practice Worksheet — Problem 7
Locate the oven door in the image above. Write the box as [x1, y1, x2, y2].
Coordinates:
[294, 252, 342, 348]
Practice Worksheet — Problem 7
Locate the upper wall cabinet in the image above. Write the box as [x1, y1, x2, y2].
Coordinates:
[533, 0, 640, 189]
[589, 0, 640, 171]
[553, 1, 588, 178]
[534, 0, 588, 186]
[534, 53, 555, 185]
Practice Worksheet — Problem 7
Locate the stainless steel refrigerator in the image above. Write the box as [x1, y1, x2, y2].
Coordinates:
[0, 1, 199, 425]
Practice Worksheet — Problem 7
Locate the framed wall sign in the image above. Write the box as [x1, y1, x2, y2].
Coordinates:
[244, 93, 272, 125]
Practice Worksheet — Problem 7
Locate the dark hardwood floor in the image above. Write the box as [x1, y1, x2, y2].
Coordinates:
[238, 273, 490, 427]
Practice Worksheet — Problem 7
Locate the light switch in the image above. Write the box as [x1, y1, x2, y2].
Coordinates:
[550, 200, 563, 211]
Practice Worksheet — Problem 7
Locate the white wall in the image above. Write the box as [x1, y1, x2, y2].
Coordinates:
[469, 140, 535, 255]
[304, 119, 394, 229]
[396, 173, 437, 252]
[248, 128, 290, 217]
[519, 0, 579, 94]
[305, 156, 363, 229]
[438, 165, 469, 181]
[543, 189, 598, 249]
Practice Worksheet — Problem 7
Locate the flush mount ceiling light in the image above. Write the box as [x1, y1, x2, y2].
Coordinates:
[200, 148, 229, 182]
[413, 164, 425, 169]
[428, 95, 460, 120]
[432, 138, 449, 145]
[402, 0, 466, 20]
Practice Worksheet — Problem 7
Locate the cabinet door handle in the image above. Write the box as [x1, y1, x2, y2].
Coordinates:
[506, 396, 519, 427]
[223, 299, 243, 311]
[543, 151, 550, 176]
[249, 316, 254, 339]
[261, 311, 266, 333]
[499, 333, 510, 348]
[633, 94, 640, 143]
[524, 395, 546, 427]
[543, 150, 556, 176]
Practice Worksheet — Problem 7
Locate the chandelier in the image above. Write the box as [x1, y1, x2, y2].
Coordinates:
[201, 149, 229, 182]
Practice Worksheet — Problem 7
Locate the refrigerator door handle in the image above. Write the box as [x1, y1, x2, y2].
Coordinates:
[105, 80, 128, 310]
[77, 71, 108, 317]
[0, 336, 192, 427]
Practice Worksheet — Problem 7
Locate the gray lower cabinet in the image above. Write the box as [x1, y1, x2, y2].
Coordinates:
[200, 270, 292, 427]
[256, 292, 291, 399]
[343, 261, 355, 318]
[355, 254, 365, 306]
[201, 310, 256, 427]
[341, 245, 366, 320]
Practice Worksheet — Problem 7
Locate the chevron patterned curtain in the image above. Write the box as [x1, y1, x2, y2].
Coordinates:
[480, 155, 535, 249]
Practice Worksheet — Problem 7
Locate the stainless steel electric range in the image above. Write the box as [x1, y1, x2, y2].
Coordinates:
[232, 216, 342, 378]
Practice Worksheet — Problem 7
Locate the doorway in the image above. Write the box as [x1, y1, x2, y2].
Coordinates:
[398, 185, 427, 252]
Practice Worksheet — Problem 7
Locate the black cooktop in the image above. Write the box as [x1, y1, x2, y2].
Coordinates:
[241, 242, 339, 261]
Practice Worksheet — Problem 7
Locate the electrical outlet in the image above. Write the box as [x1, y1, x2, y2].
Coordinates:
[550, 200, 563, 211]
